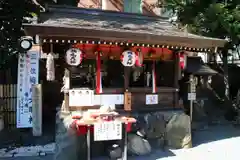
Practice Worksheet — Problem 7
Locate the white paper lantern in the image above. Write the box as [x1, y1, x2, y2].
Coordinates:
[66, 48, 82, 66]
[121, 50, 136, 67]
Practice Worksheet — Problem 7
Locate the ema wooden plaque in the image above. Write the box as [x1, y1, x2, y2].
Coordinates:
[124, 92, 132, 111]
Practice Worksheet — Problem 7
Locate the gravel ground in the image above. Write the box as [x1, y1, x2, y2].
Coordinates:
[2, 124, 240, 160]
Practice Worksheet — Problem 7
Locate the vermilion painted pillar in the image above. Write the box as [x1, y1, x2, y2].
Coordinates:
[96, 52, 102, 94]
[152, 61, 156, 93]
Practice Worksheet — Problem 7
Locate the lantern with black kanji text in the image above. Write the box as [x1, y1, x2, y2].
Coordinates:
[65, 48, 83, 66]
[120, 50, 136, 67]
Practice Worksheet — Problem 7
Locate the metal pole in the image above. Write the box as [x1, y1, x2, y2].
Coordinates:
[190, 98, 193, 122]
[189, 75, 194, 148]
[122, 123, 128, 160]
[189, 75, 194, 122]
[87, 125, 91, 160]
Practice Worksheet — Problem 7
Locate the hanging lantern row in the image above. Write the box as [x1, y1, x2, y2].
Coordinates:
[65, 48, 186, 69]
[65, 48, 143, 67]
[42, 39, 212, 52]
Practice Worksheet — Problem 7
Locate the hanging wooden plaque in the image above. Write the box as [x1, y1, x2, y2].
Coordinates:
[124, 91, 132, 111]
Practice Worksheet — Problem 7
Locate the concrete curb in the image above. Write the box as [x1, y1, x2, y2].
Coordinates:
[0, 143, 55, 158]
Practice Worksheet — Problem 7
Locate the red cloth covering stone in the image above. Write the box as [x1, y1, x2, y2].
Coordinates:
[71, 120, 133, 136]
[125, 123, 132, 133]
[76, 125, 94, 136]
[70, 115, 136, 136]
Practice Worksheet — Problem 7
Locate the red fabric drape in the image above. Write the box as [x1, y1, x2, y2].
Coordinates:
[152, 61, 157, 93]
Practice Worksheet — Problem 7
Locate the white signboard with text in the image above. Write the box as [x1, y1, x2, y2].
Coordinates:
[146, 94, 158, 105]
[94, 121, 122, 141]
[69, 89, 94, 106]
[188, 93, 196, 100]
[17, 51, 39, 128]
[93, 94, 124, 105]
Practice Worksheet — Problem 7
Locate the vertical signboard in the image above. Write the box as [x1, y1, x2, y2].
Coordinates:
[16, 48, 39, 128]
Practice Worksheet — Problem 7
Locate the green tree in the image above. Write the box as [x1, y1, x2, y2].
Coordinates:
[162, 0, 240, 99]
[0, 0, 46, 69]
[162, 0, 239, 44]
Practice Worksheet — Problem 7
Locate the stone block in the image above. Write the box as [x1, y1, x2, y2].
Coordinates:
[148, 137, 165, 149]
[54, 111, 87, 160]
[127, 134, 151, 156]
[165, 113, 192, 149]
[54, 109, 192, 160]
[144, 112, 166, 139]
[132, 111, 192, 149]
[54, 111, 105, 160]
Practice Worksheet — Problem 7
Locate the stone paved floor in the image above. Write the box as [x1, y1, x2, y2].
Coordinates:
[128, 124, 240, 160]
[0, 128, 54, 149]
[2, 124, 240, 160]
[0, 155, 53, 160]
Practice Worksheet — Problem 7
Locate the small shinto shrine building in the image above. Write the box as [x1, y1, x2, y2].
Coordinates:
[21, 5, 227, 159]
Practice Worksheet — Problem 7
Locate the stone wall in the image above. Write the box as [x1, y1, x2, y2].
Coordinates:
[54, 112, 84, 160]
[54, 111, 105, 160]
[54, 110, 191, 159]
[131, 110, 192, 149]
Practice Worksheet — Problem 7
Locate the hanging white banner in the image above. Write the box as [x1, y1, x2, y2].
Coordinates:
[16, 50, 39, 128]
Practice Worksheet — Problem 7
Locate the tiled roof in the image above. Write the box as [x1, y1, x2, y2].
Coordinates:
[23, 5, 227, 48]
[186, 57, 218, 75]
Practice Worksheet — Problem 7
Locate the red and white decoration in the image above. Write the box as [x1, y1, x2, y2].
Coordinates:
[121, 50, 137, 67]
[135, 50, 143, 67]
[96, 52, 102, 94]
[179, 53, 185, 69]
[65, 48, 83, 66]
